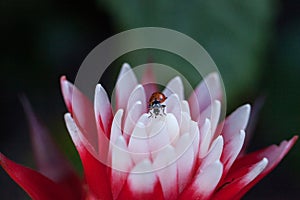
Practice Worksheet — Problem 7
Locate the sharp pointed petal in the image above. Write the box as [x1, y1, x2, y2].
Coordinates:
[153, 145, 178, 200]
[188, 73, 222, 120]
[61, 76, 98, 151]
[214, 158, 268, 200]
[180, 161, 223, 200]
[198, 100, 221, 135]
[116, 63, 138, 110]
[0, 153, 75, 200]
[64, 113, 112, 199]
[221, 130, 245, 178]
[163, 76, 184, 100]
[228, 136, 298, 199]
[111, 136, 133, 200]
[165, 93, 182, 125]
[200, 136, 224, 169]
[94, 84, 113, 137]
[176, 134, 195, 193]
[21, 97, 82, 197]
[118, 159, 164, 200]
[128, 122, 150, 164]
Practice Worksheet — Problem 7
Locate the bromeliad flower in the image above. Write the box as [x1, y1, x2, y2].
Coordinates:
[0, 63, 298, 200]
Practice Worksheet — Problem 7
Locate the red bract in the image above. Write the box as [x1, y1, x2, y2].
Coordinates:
[0, 63, 298, 200]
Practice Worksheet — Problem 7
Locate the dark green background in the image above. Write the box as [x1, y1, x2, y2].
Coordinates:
[1, 0, 299, 199]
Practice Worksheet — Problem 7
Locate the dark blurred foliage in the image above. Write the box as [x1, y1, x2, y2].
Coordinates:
[0, 0, 299, 199]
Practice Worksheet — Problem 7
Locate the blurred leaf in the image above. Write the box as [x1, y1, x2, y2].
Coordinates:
[97, 0, 276, 102]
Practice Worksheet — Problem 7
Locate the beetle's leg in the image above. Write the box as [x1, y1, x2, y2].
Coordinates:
[162, 105, 167, 115]
[148, 109, 153, 118]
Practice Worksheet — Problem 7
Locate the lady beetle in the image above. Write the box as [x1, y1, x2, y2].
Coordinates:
[148, 92, 167, 118]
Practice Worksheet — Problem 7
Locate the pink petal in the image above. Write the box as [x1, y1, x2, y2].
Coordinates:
[188, 72, 222, 120]
[60, 76, 98, 151]
[163, 76, 184, 100]
[115, 63, 138, 111]
[153, 145, 178, 200]
[0, 153, 75, 200]
[227, 136, 298, 199]
[141, 65, 158, 101]
[118, 159, 164, 200]
[94, 84, 113, 138]
[64, 114, 112, 199]
[213, 158, 268, 200]
[21, 97, 83, 197]
[179, 161, 223, 200]
[60, 76, 73, 113]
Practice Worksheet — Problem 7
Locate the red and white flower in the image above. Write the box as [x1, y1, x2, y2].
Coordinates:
[0, 63, 297, 200]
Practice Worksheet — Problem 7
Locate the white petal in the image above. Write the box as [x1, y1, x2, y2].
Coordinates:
[111, 136, 133, 199]
[180, 112, 191, 136]
[146, 113, 179, 158]
[213, 158, 268, 199]
[163, 76, 184, 100]
[242, 158, 268, 184]
[60, 77, 73, 111]
[115, 63, 138, 111]
[153, 145, 178, 200]
[64, 113, 82, 150]
[128, 122, 150, 164]
[200, 136, 224, 169]
[126, 84, 147, 114]
[127, 159, 156, 193]
[222, 104, 251, 139]
[61, 77, 98, 150]
[198, 100, 221, 136]
[199, 119, 212, 158]
[176, 134, 195, 193]
[221, 130, 245, 175]
[165, 93, 182, 125]
[189, 121, 200, 159]
[147, 117, 170, 158]
[94, 84, 113, 135]
[112, 136, 133, 171]
[165, 113, 180, 145]
[123, 101, 144, 142]
[64, 113, 99, 158]
[182, 161, 223, 199]
[181, 100, 190, 116]
[110, 109, 123, 145]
